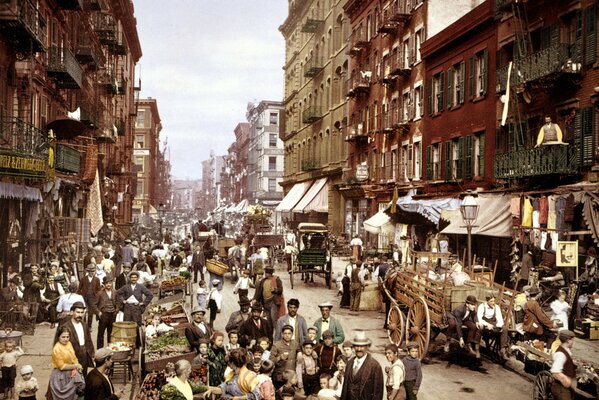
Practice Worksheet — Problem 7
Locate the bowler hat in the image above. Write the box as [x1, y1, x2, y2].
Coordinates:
[85, 264, 96, 272]
[103, 276, 113, 284]
[238, 297, 251, 306]
[350, 330, 371, 346]
[465, 295, 478, 305]
[71, 301, 86, 311]
[251, 303, 263, 312]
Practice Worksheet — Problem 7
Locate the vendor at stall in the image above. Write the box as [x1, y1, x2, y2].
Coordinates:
[523, 286, 558, 343]
[550, 330, 576, 400]
[145, 313, 174, 340]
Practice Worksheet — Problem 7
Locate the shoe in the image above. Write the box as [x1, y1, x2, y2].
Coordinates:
[444, 343, 450, 353]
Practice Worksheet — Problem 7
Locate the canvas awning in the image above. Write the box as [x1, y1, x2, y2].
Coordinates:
[276, 181, 313, 212]
[364, 210, 394, 234]
[224, 203, 237, 213]
[293, 178, 328, 213]
[233, 199, 249, 213]
[440, 194, 512, 237]
[394, 189, 460, 225]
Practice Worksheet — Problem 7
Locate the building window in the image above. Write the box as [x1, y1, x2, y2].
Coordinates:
[135, 110, 145, 128]
[432, 143, 441, 180]
[414, 85, 423, 118]
[474, 132, 485, 177]
[451, 137, 464, 180]
[391, 148, 398, 181]
[402, 38, 410, 69]
[414, 28, 423, 63]
[269, 133, 277, 147]
[269, 156, 277, 171]
[401, 91, 411, 122]
[269, 112, 278, 125]
[136, 179, 144, 196]
[429, 71, 445, 114]
[447, 61, 465, 108]
[469, 49, 488, 99]
[413, 142, 421, 180]
[268, 178, 277, 192]
[135, 135, 144, 148]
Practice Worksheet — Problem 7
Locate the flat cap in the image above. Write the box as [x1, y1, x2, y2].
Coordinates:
[94, 347, 113, 362]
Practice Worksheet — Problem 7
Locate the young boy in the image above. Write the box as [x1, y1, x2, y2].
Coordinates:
[196, 280, 208, 309]
[402, 342, 422, 400]
[384, 344, 406, 400]
[207, 279, 222, 327]
[307, 327, 318, 345]
[0, 339, 24, 398]
[277, 370, 298, 400]
[341, 340, 354, 359]
[14, 365, 38, 400]
[225, 329, 240, 353]
[233, 269, 254, 301]
[313, 330, 341, 376]
[280, 385, 296, 400]
[316, 373, 337, 398]
[296, 340, 319, 396]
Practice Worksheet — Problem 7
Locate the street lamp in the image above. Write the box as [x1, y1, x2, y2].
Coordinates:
[158, 203, 165, 241]
[111, 205, 118, 223]
[460, 191, 479, 271]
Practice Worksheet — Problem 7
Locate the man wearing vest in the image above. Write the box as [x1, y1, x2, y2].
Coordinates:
[253, 266, 284, 326]
[550, 330, 577, 400]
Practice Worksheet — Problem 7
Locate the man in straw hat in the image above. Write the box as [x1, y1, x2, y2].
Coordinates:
[313, 301, 345, 345]
[550, 329, 577, 400]
[445, 295, 482, 358]
[185, 307, 214, 353]
[78, 263, 102, 329]
[53, 301, 95, 375]
[340, 330, 383, 400]
[84, 347, 123, 400]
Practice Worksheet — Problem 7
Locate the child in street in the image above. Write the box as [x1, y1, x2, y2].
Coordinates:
[225, 329, 240, 354]
[196, 280, 208, 309]
[313, 330, 341, 376]
[256, 359, 276, 400]
[14, 365, 38, 400]
[307, 327, 318, 345]
[384, 344, 406, 400]
[258, 336, 271, 361]
[296, 340, 319, 396]
[402, 342, 422, 400]
[0, 339, 24, 398]
[207, 279, 222, 327]
[276, 370, 298, 400]
[207, 331, 227, 386]
[316, 373, 337, 399]
[233, 269, 254, 301]
[192, 338, 211, 385]
[341, 341, 354, 359]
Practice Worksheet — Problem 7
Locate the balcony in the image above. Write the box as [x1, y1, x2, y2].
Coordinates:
[304, 56, 324, 77]
[393, 0, 413, 21]
[55, 143, 81, 174]
[496, 43, 582, 92]
[109, 36, 127, 56]
[395, 104, 414, 131]
[96, 123, 117, 143]
[54, 0, 83, 10]
[46, 47, 83, 89]
[0, 116, 46, 155]
[381, 56, 397, 84]
[75, 41, 102, 70]
[100, 70, 119, 94]
[301, 159, 319, 171]
[348, 25, 370, 56]
[302, 106, 323, 124]
[494, 144, 579, 179]
[95, 13, 117, 45]
[390, 50, 412, 76]
[0, 0, 46, 53]
[301, 18, 323, 33]
[345, 124, 369, 144]
[381, 107, 398, 133]
[346, 74, 371, 97]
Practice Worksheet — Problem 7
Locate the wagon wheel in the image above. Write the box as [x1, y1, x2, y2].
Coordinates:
[405, 295, 430, 359]
[387, 305, 404, 347]
[532, 371, 554, 400]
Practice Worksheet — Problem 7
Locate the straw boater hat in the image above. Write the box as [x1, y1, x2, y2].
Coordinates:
[318, 301, 334, 309]
[350, 330, 372, 346]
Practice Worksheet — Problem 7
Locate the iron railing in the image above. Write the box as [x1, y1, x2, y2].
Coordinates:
[55, 143, 81, 173]
[302, 106, 323, 124]
[46, 46, 83, 89]
[494, 144, 579, 179]
[0, 116, 47, 156]
[304, 56, 324, 77]
[0, 0, 46, 52]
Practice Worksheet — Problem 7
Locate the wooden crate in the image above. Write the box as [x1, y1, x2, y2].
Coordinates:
[144, 351, 196, 372]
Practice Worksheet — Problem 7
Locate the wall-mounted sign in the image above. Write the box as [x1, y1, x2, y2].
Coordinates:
[356, 164, 369, 181]
[133, 149, 150, 156]
[556, 240, 578, 267]
[0, 151, 47, 179]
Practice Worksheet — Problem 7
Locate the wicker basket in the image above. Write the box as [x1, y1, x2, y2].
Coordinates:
[206, 259, 229, 276]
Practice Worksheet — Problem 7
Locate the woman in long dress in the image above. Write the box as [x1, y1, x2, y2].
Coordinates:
[550, 289, 570, 330]
[46, 327, 85, 400]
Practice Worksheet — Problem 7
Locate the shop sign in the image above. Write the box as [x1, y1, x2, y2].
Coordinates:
[356, 164, 369, 181]
[0, 150, 47, 179]
[133, 149, 150, 156]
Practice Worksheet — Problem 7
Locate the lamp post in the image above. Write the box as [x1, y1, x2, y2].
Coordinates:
[111, 205, 118, 223]
[460, 191, 479, 271]
[158, 203, 165, 241]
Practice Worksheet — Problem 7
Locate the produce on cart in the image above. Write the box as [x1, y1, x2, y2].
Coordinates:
[136, 365, 208, 400]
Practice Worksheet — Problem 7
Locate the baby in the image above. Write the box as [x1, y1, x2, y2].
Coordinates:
[14, 365, 38, 400]
[0, 340, 24, 398]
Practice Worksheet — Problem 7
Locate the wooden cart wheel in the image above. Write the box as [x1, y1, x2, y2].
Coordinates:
[387, 304, 404, 346]
[532, 371, 553, 400]
[289, 254, 295, 289]
[405, 295, 431, 359]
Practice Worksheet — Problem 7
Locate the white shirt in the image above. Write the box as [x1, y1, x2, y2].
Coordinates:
[73, 321, 85, 345]
[353, 355, 367, 374]
[287, 315, 297, 340]
[40, 282, 65, 301]
[56, 293, 85, 313]
[550, 347, 572, 374]
[477, 303, 504, 329]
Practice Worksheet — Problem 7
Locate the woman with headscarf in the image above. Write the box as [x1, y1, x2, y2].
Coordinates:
[46, 327, 85, 400]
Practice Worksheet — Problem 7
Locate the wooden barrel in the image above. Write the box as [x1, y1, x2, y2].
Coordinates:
[111, 321, 137, 346]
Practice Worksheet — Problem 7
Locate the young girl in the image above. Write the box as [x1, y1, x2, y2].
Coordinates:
[233, 269, 254, 301]
[208, 332, 227, 386]
[225, 330, 240, 354]
[192, 339, 211, 385]
[550, 289, 571, 330]
[196, 280, 208, 309]
[258, 336, 271, 361]
[0, 339, 24, 398]
[14, 365, 38, 400]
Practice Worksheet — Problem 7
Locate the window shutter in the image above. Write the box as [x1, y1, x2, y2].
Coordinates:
[408, 36, 414, 66]
[456, 137, 464, 179]
[447, 68, 454, 108]
[478, 133, 485, 177]
[573, 110, 582, 167]
[464, 135, 473, 179]
[444, 141, 452, 181]
[481, 49, 488, 96]
[459, 61, 465, 104]
[582, 107, 595, 166]
[574, 11, 583, 61]
[439, 71, 445, 112]
[407, 144, 413, 178]
[427, 78, 433, 115]
[468, 57, 474, 100]
[409, 90, 415, 120]
[426, 145, 432, 180]
[585, 6, 597, 65]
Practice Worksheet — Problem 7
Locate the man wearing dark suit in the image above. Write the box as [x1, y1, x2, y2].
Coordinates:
[225, 297, 252, 333]
[95, 276, 121, 348]
[116, 271, 153, 326]
[274, 298, 308, 344]
[238, 303, 273, 348]
[341, 331, 384, 400]
[191, 244, 205, 283]
[78, 264, 102, 328]
[84, 348, 120, 400]
[445, 295, 482, 358]
[54, 301, 95, 376]
[185, 307, 214, 353]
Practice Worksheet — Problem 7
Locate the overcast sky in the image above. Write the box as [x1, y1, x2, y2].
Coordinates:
[134, 0, 287, 180]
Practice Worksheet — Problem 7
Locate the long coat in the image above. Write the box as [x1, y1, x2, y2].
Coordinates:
[340, 354, 384, 400]
[84, 368, 118, 400]
[238, 317, 273, 348]
[54, 319, 95, 372]
[185, 322, 214, 352]
[523, 299, 554, 335]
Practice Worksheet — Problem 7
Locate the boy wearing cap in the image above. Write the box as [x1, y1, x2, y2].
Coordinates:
[14, 365, 37, 400]
[85, 348, 121, 400]
[550, 330, 576, 400]
[270, 324, 300, 389]
[445, 295, 482, 358]
[297, 340, 320, 396]
[95, 276, 121, 348]
[207, 279, 223, 328]
[313, 330, 342, 377]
